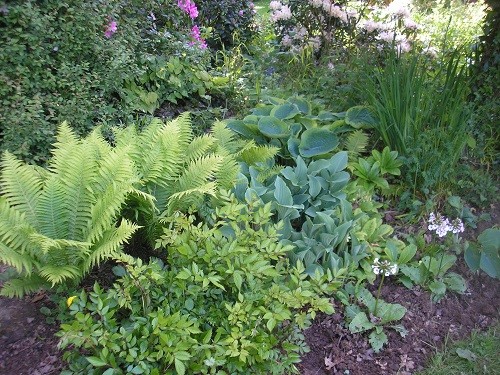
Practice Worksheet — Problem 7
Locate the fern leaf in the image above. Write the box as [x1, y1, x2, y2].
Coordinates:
[185, 134, 215, 162]
[0, 197, 38, 255]
[35, 176, 67, 239]
[214, 152, 240, 190]
[211, 121, 237, 151]
[85, 219, 139, 271]
[39, 264, 82, 286]
[49, 122, 80, 173]
[0, 242, 36, 275]
[168, 182, 218, 211]
[0, 152, 43, 226]
[238, 144, 279, 164]
[345, 130, 369, 159]
[172, 112, 194, 151]
[0, 274, 48, 298]
[28, 233, 91, 254]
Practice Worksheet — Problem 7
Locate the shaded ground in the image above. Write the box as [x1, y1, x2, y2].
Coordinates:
[0, 208, 498, 375]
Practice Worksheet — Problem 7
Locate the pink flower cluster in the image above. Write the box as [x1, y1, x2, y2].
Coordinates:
[190, 25, 207, 49]
[104, 20, 117, 38]
[178, 0, 199, 19]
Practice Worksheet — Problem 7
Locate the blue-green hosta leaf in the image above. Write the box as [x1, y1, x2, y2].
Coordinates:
[317, 111, 344, 121]
[258, 116, 290, 138]
[299, 128, 339, 158]
[326, 151, 348, 174]
[251, 105, 273, 116]
[308, 176, 322, 198]
[287, 97, 312, 114]
[271, 103, 300, 120]
[274, 176, 293, 206]
[226, 120, 258, 139]
[287, 137, 300, 158]
[345, 106, 378, 129]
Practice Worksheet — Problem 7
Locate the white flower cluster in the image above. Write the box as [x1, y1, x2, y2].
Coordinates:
[270, 1, 292, 22]
[359, 0, 418, 54]
[372, 258, 398, 276]
[308, 0, 349, 22]
[428, 212, 464, 238]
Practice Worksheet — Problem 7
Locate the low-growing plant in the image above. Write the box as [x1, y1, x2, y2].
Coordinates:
[58, 193, 336, 374]
[338, 284, 407, 353]
[465, 227, 500, 279]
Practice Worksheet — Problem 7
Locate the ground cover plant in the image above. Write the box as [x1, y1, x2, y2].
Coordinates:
[0, 0, 498, 374]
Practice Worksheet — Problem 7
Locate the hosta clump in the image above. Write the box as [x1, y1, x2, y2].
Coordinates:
[226, 96, 377, 162]
[0, 123, 140, 297]
[58, 193, 335, 374]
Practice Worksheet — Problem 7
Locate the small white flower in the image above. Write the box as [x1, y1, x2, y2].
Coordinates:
[204, 357, 216, 367]
[372, 258, 398, 276]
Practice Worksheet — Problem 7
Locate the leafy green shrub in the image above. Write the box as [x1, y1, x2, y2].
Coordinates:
[0, 123, 140, 297]
[197, 0, 258, 48]
[58, 193, 335, 374]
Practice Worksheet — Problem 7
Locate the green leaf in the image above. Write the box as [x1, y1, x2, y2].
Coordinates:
[443, 272, 467, 294]
[257, 116, 290, 138]
[299, 128, 339, 158]
[349, 312, 374, 333]
[398, 244, 417, 264]
[429, 280, 446, 298]
[345, 106, 377, 129]
[477, 228, 500, 278]
[174, 358, 186, 375]
[271, 103, 300, 120]
[233, 272, 243, 291]
[226, 120, 258, 139]
[287, 97, 311, 114]
[274, 177, 294, 207]
[86, 356, 108, 367]
[464, 243, 481, 272]
[455, 348, 477, 362]
[369, 329, 388, 353]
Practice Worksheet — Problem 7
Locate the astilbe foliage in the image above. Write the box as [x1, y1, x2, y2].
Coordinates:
[58, 192, 335, 374]
[0, 123, 140, 297]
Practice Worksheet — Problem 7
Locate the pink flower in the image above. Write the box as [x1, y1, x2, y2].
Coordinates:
[189, 25, 207, 49]
[104, 20, 117, 38]
[178, 0, 199, 19]
[239, 10, 244, 16]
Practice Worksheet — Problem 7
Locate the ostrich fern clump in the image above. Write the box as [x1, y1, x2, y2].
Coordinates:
[0, 123, 140, 297]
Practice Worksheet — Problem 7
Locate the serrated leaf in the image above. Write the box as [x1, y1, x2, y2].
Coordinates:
[86, 356, 108, 367]
[349, 312, 374, 333]
[174, 358, 186, 375]
[369, 329, 387, 353]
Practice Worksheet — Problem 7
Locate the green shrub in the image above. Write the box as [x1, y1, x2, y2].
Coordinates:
[58, 193, 335, 374]
[0, 123, 140, 297]
[198, 0, 258, 48]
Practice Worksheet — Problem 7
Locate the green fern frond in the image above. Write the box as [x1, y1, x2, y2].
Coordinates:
[215, 152, 240, 190]
[171, 154, 223, 198]
[255, 164, 284, 183]
[185, 135, 216, 162]
[0, 152, 43, 226]
[344, 130, 369, 159]
[0, 242, 36, 275]
[168, 182, 218, 211]
[35, 176, 67, 239]
[39, 264, 82, 286]
[0, 197, 38, 255]
[211, 121, 237, 151]
[238, 144, 279, 164]
[85, 219, 139, 271]
[28, 233, 90, 254]
[0, 274, 48, 298]
[49, 122, 80, 173]
[172, 112, 194, 151]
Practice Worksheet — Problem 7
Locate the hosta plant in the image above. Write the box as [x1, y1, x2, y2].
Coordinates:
[0, 123, 140, 297]
[58, 192, 336, 374]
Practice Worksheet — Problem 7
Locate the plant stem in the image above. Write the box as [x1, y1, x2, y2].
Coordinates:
[374, 274, 385, 316]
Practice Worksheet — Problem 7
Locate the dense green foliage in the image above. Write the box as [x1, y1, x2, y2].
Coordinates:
[59, 194, 335, 374]
[0, 123, 140, 297]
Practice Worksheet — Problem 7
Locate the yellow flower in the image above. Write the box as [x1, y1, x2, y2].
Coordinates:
[66, 295, 77, 307]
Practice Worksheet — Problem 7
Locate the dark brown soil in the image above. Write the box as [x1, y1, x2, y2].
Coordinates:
[0, 209, 498, 375]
